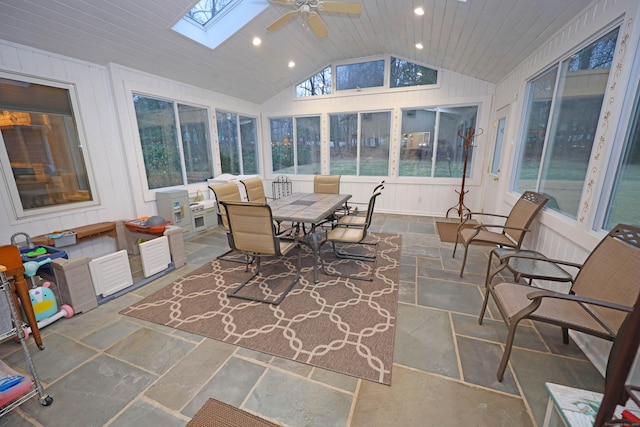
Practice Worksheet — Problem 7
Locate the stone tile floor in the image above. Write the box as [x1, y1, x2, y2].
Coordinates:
[0, 214, 604, 426]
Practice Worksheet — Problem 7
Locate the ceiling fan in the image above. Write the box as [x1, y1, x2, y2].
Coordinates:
[266, 0, 362, 38]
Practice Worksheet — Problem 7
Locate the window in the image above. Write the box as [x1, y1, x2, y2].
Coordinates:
[216, 110, 258, 175]
[602, 85, 640, 229]
[336, 60, 385, 91]
[514, 28, 619, 217]
[329, 111, 391, 176]
[185, 0, 237, 26]
[172, 0, 267, 50]
[0, 76, 93, 215]
[390, 57, 438, 88]
[296, 66, 332, 97]
[270, 116, 321, 174]
[399, 106, 478, 178]
[133, 94, 213, 189]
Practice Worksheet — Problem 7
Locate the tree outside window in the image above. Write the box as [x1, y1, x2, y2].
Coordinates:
[133, 94, 213, 189]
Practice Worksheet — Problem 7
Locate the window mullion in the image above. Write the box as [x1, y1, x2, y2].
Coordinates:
[432, 109, 441, 178]
[174, 103, 188, 186]
[535, 68, 564, 192]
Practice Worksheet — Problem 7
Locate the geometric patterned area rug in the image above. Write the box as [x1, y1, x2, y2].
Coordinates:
[186, 398, 280, 427]
[121, 232, 401, 385]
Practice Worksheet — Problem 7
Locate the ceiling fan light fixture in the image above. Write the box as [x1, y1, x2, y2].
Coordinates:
[266, 0, 362, 38]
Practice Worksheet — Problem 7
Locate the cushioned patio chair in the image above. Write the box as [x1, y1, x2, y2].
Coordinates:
[319, 188, 382, 281]
[220, 201, 301, 305]
[335, 181, 385, 226]
[313, 174, 341, 194]
[208, 182, 247, 264]
[479, 223, 640, 382]
[453, 191, 548, 276]
[240, 177, 267, 203]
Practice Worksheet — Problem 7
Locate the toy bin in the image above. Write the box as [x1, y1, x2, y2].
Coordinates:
[19, 245, 68, 279]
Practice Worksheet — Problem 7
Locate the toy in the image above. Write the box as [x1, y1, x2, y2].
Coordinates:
[23, 257, 52, 287]
[22, 282, 74, 339]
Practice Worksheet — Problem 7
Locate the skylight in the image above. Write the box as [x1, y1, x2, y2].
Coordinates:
[186, 0, 236, 27]
[173, 0, 268, 50]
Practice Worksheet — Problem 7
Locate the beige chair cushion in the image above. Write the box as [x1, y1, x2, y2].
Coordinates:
[314, 175, 341, 194]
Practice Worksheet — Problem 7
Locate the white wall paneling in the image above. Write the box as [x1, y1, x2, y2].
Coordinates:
[0, 40, 134, 243]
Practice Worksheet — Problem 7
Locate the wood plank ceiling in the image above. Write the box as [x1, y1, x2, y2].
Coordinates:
[0, 0, 595, 104]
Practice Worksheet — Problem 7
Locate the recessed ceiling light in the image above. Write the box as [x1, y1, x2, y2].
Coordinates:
[414, 7, 424, 16]
[252, 37, 261, 46]
[288, 61, 295, 68]
[415, 43, 424, 49]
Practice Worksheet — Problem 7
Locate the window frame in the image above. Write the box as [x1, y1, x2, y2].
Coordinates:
[511, 24, 621, 219]
[595, 51, 640, 231]
[129, 90, 216, 200]
[398, 104, 480, 180]
[294, 55, 440, 100]
[0, 72, 98, 219]
[215, 109, 260, 176]
[329, 109, 392, 177]
[268, 114, 322, 175]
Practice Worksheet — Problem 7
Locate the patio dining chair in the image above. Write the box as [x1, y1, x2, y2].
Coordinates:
[208, 182, 247, 264]
[240, 177, 267, 203]
[453, 191, 548, 276]
[479, 223, 640, 382]
[318, 188, 382, 281]
[220, 201, 302, 305]
[334, 181, 385, 226]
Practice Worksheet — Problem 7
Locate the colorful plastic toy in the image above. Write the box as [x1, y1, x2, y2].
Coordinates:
[22, 282, 73, 339]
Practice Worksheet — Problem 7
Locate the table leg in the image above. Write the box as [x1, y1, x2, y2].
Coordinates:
[310, 224, 320, 283]
[11, 273, 44, 349]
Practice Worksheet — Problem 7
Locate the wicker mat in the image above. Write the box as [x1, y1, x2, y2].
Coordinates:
[187, 398, 280, 427]
[121, 232, 400, 385]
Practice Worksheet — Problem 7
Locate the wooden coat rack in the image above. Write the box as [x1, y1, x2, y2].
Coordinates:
[446, 127, 483, 221]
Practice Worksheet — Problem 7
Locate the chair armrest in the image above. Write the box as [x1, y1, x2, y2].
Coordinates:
[526, 289, 634, 313]
[463, 212, 509, 223]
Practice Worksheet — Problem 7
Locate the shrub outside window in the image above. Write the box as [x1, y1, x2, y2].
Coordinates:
[133, 94, 213, 189]
[270, 116, 320, 174]
[514, 28, 619, 217]
[0, 76, 93, 215]
[329, 111, 391, 176]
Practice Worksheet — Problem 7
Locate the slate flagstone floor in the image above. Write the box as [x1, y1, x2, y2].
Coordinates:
[0, 214, 604, 427]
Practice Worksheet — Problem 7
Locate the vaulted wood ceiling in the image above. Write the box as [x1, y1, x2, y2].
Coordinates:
[0, 0, 594, 104]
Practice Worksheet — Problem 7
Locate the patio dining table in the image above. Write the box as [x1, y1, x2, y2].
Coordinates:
[269, 192, 351, 283]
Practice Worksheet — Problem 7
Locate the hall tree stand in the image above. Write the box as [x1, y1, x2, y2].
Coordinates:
[446, 127, 483, 221]
[0, 257, 52, 417]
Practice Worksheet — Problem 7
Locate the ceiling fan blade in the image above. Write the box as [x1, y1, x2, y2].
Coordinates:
[319, 1, 362, 14]
[269, 0, 294, 5]
[266, 10, 298, 32]
[308, 12, 328, 38]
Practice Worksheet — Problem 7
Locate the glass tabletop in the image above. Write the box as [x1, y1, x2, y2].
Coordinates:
[493, 248, 574, 282]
